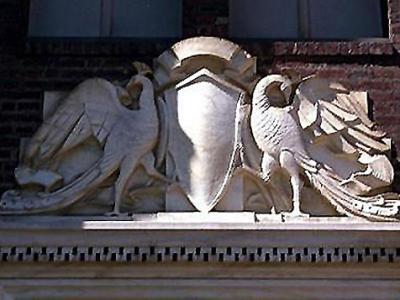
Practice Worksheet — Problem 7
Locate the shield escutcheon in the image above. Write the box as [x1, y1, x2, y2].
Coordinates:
[166, 68, 245, 212]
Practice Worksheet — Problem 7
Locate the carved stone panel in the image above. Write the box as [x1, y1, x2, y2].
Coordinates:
[0, 36, 399, 222]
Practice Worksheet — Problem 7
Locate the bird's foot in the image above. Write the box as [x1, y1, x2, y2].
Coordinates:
[242, 165, 265, 181]
[105, 210, 129, 218]
[147, 173, 175, 185]
[290, 210, 310, 218]
[286, 209, 310, 218]
[281, 210, 310, 221]
[159, 174, 175, 185]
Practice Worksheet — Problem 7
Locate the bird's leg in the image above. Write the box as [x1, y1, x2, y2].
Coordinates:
[261, 153, 279, 182]
[241, 153, 280, 213]
[260, 153, 280, 212]
[241, 153, 278, 182]
[140, 153, 172, 185]
[280, 151, 309, 218]
[291, 175, 305, 216]
[106, 156, 138, 217]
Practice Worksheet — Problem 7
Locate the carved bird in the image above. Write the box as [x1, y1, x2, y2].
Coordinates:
[250, 75, 400, 221]
[0, 70, 163, 215]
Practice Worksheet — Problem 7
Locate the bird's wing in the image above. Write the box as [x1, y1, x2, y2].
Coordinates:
[292, 76, 394, 194]
[99, 76, 159, 175]
[83, 79, 122, 146]
[23, 78, 121, 167]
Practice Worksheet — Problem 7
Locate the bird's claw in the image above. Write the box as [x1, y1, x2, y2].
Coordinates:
[281, 210, 310, 220]
[105, 210, 129, 217]
[291, 211, 309, 218]
[160, 176, 174, 185]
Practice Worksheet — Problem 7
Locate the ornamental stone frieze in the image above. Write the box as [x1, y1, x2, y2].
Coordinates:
[1, 37, 398, 222]
[1, 37, 400, 300]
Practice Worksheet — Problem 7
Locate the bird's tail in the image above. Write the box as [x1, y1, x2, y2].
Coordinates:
[297, 154, 400, 221]
[0, 161, 117, 215]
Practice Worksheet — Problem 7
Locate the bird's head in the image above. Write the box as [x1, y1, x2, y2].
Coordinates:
[118, 62, 154, 109]
[253, 74, 293, 107]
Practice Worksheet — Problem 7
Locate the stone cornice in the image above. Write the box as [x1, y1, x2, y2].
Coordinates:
[1, 214, 399, 265]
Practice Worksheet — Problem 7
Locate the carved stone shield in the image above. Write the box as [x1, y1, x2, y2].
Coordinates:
[154, 37, 258, 212]
[166, 69, 245, 211]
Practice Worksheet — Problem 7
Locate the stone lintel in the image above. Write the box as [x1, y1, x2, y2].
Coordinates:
[1, 214, 400, 299]
[0, 214, 399, 249]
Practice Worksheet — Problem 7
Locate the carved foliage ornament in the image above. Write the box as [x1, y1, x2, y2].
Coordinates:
[0, 37, 399, 221]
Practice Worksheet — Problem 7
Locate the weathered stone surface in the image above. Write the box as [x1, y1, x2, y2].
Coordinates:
[1, 216, 400, 299]
[1, 67, 162, 216]
[0, 37, 399, 222]
[250, 75, 399, 221]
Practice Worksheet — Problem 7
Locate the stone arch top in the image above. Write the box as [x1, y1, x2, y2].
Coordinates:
[154, 37, 258, 90]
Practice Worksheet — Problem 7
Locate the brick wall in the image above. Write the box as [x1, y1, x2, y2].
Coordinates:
[1, 0, 400, 192]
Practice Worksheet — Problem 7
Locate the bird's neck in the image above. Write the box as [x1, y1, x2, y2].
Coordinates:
[253, 79, 272, 110]
[137, 78, 156, 115]
[254, 95, 271, 111]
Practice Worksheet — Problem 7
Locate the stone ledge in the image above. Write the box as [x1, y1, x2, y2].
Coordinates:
[0, 214, 399, 264]
[1, 214, 400, 299]
[2, 278, 399, 300]
[1, 213, 400, 230]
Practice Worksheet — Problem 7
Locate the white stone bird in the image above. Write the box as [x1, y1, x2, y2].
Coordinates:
[0, 69, 164, 215]
[250, 75, 400, 221]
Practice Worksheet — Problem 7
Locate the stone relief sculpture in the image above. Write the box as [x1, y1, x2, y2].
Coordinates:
[0, 37, 399, 221]
[249, 75, 399, 221]
[0, 63, 167, 215]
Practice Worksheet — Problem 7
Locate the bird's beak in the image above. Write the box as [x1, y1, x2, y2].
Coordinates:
[280, 81, 291, 104]
[125, 80, 143, 109]
[283, 75, 314, 105]
[117, 87, 131, 106]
